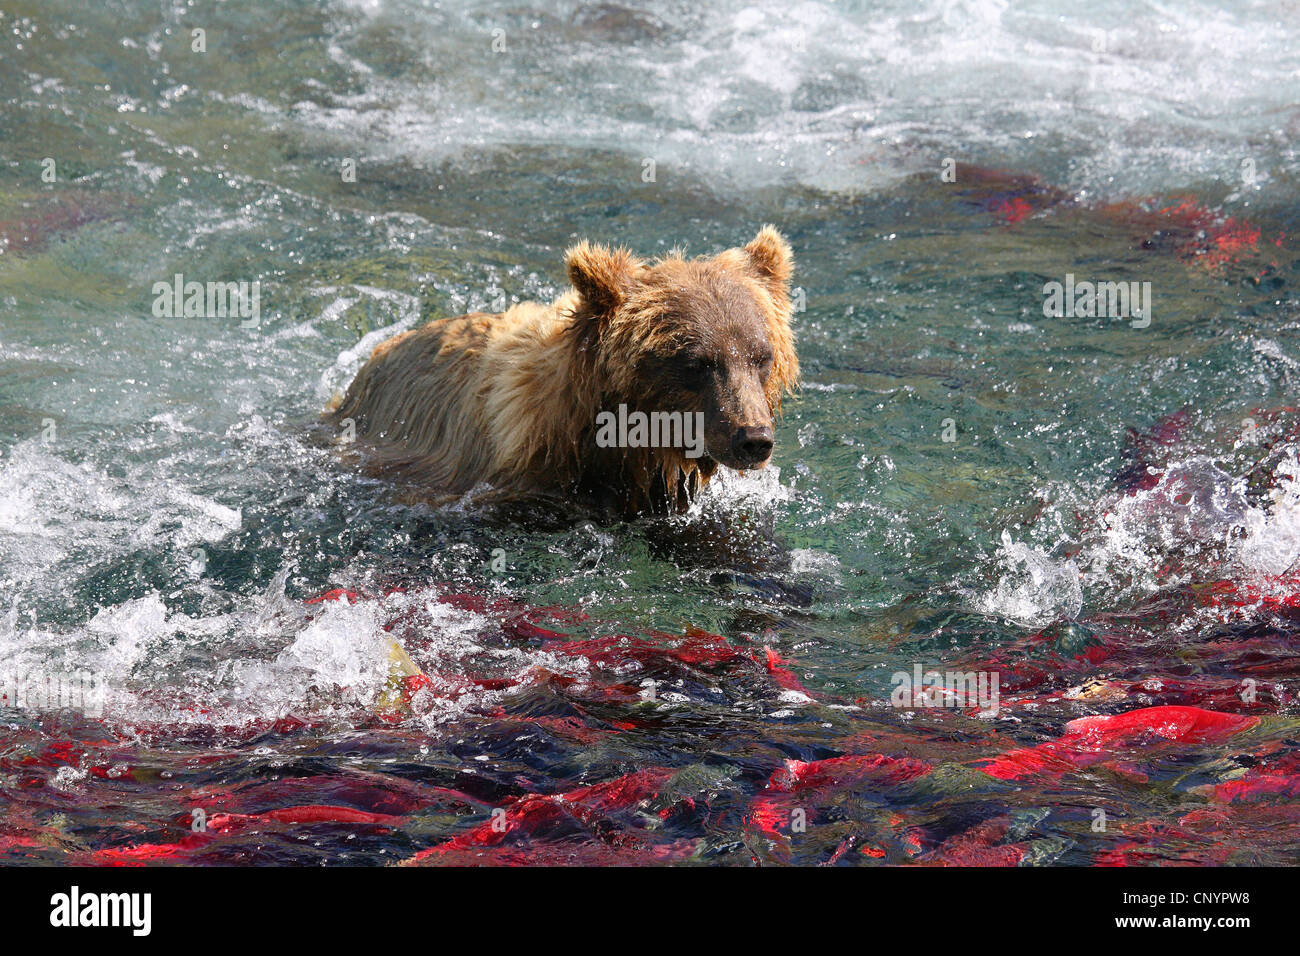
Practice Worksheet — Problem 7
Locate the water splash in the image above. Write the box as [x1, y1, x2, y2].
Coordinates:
[975, 530, 1082, 627]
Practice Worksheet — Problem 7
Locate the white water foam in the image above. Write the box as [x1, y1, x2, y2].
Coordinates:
[981, 446, 1300, 625]
[0, 564, 594, 732]
[314, 285, 423, 402]
[694, 463, 792, 514]
[1237, 457, 1300, 578]
[0, 440, 242, 601]
[975, 529, 1082, 627]
[277, 0, 1300, 199]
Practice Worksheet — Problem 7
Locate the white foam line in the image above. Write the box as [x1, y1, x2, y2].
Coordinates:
[315, 285, 422, 401]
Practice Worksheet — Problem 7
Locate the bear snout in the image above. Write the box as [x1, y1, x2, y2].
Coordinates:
[731, 424, 774, 467]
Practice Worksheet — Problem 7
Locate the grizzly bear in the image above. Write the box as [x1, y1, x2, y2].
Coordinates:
[325, 226, 799, 517]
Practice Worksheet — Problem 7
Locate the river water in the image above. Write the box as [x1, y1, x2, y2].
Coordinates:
[2, 0, 1300, 864]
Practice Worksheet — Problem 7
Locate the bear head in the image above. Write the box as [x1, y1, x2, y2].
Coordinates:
[565, 226, 799, 472]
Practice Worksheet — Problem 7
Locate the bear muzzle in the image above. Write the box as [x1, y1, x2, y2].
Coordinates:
[730, 424, 774, 468]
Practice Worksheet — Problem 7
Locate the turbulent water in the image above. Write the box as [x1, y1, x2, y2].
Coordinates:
[2, 0, 1300, 865]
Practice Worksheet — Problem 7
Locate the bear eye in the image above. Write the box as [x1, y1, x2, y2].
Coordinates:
[754, 352, 773, 369]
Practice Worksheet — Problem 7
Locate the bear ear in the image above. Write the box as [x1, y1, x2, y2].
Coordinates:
[743, 225, 794, 294]
[565, 241, 642, 314]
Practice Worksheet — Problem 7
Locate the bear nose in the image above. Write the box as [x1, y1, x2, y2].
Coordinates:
[733, 425, 774, 464]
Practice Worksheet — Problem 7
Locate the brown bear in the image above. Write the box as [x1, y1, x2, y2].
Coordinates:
[324, 226, 799, 517]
